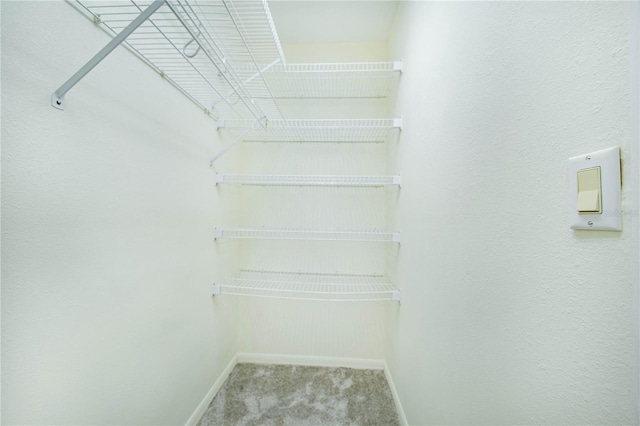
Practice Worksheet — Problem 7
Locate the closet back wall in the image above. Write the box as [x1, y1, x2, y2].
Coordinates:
[234, 42, 394, 360]
[1, 2, 239, 424]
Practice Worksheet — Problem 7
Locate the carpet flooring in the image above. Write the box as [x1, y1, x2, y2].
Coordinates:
[198, 363, 400, 426]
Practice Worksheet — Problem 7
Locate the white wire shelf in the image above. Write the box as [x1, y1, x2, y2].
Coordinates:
[262, 62, 402, 99]
[213, 228, 401, 243]
[218, 118, 402, 142]
[212, 270, 401, 302]
[73, 0, 285, 120]
[215, 174, 402, 187]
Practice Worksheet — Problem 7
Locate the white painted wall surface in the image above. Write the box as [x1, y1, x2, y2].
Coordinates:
[231, 42, 394, 360]
[1, 2, 239, 424]
[385, 2, 638, 424]
[632, 1, 640, 420]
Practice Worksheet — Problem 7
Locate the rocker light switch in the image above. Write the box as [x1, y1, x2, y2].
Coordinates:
[568, 147, 621, 231]
[576, 167, 601, 213]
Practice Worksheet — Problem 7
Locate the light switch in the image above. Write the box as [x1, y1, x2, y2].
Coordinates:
[567, 146, 621, 231]
[576, 167, 601, 213]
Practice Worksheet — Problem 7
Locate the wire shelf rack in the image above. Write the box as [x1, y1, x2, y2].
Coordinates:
[213, 228, 401, 243]
[261, 62, 402, 99]
[212, 270, 401, 302]
[218, 118, 402, 142]
[215, 174, 401, 186]
[73, 0, 285, 120]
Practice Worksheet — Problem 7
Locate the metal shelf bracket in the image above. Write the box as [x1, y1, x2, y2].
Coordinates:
[51, 0, 166, 110]
[210, 118, 263, 166]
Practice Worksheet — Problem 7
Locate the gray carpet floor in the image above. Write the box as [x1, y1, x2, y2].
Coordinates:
[198, 363, 400, 426]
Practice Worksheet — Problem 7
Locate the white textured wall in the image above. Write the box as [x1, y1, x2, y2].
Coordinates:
[386, 2, 638, 424]
[1, 2, 239, 424]
[632, 2, 640, 420]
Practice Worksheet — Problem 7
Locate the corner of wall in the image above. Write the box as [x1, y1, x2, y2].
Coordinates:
[631, 2, 640, 422]
[185, 354, 238, 426]
[383, 363, 408, 426]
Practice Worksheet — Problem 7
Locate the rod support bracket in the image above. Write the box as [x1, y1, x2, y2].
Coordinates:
[50, 0, 165, 110]
[51, 93, 65, 110]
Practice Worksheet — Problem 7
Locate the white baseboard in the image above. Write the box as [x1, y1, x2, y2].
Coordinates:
[236, 352, 385, 370]
[185, 354, 238, 426]
[383, 363, 408, 426]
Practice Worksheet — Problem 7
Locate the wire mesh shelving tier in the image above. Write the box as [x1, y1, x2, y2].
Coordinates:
[215, 174, 401, 186]
[213, 228, 401, 242]
[218, 118, 402, 142]
[73, 0, 284, 120]
[212, 270, 401, 302]
[261, 62, 403, 99]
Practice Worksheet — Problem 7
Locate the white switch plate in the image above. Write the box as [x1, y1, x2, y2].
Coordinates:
[568, 146, 621, 231]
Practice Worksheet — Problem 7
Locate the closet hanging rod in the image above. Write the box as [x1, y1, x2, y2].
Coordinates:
[54, 0, 282, 122]
[51, 0, 166, 110]
[163, 0, 274, 122]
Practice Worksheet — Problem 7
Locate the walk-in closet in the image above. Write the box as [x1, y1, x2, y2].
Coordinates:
[2, 1, 639, 424]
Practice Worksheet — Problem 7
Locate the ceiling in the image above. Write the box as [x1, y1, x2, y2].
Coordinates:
[268, 1, 399, 45]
